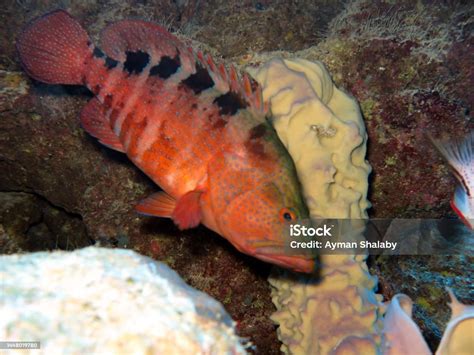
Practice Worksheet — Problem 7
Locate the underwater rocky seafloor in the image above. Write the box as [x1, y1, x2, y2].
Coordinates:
[0, 0, 473, 353]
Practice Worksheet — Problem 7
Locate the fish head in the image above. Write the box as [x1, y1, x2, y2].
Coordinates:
[220, 181, 315, 273]
[208, 148, 315, 273]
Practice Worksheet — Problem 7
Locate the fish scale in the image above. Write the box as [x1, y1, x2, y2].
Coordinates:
[17, 9, 316, 273]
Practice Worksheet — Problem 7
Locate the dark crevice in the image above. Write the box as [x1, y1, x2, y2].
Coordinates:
[0, 190, 92, 254]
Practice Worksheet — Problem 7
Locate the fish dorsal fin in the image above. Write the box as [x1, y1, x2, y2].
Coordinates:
[100, 20, 178, 61]
[136, 190, 202, 230]
[80, 98, 125, 153]
[100, 20, 267, 115]
[189, 49, 268, 116]
[99, 20, 195, 74]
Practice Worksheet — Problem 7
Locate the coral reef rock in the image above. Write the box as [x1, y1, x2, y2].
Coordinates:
[0, 191, 91, 254]
[0, 247, 247, 355]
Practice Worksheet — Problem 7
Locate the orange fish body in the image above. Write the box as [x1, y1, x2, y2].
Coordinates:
[17, 10, 315, 272]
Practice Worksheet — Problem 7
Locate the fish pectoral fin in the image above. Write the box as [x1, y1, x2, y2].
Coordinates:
[136, 190, 203, 230]
[135, 191, 176, 218]
[80, 98, 125, 153]
[172, 190, 203, 230]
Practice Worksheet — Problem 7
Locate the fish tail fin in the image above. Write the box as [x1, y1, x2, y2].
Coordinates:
[16, 10, 91, 85]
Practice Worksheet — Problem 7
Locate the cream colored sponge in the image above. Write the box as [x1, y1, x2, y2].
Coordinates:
[252, 58, 371, 219]
[251, 58, 381, 354]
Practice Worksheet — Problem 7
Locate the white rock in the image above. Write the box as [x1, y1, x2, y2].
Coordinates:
[0, 247, 247, 354]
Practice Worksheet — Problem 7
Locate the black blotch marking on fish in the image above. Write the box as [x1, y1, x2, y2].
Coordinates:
[213, 91, 247, 115]
[150, 55, 180, 79]
[249, 123, 267, 139]
[180, 64, 214, 94]
[105, 57, 118, 70]
[93, 47, 105, 58]
[245, 123, 269, 158]
[191, 103, 198, 110]
[124, 50, 150, 75]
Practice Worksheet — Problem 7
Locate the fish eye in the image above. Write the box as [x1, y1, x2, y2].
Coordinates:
[279, 208, 297, 222]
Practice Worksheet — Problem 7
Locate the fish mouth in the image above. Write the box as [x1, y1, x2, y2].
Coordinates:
[247, 241, 316, 273]
[255, 251, 316, 273]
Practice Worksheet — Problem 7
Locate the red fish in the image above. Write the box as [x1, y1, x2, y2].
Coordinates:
[17, 10, 315, 272]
